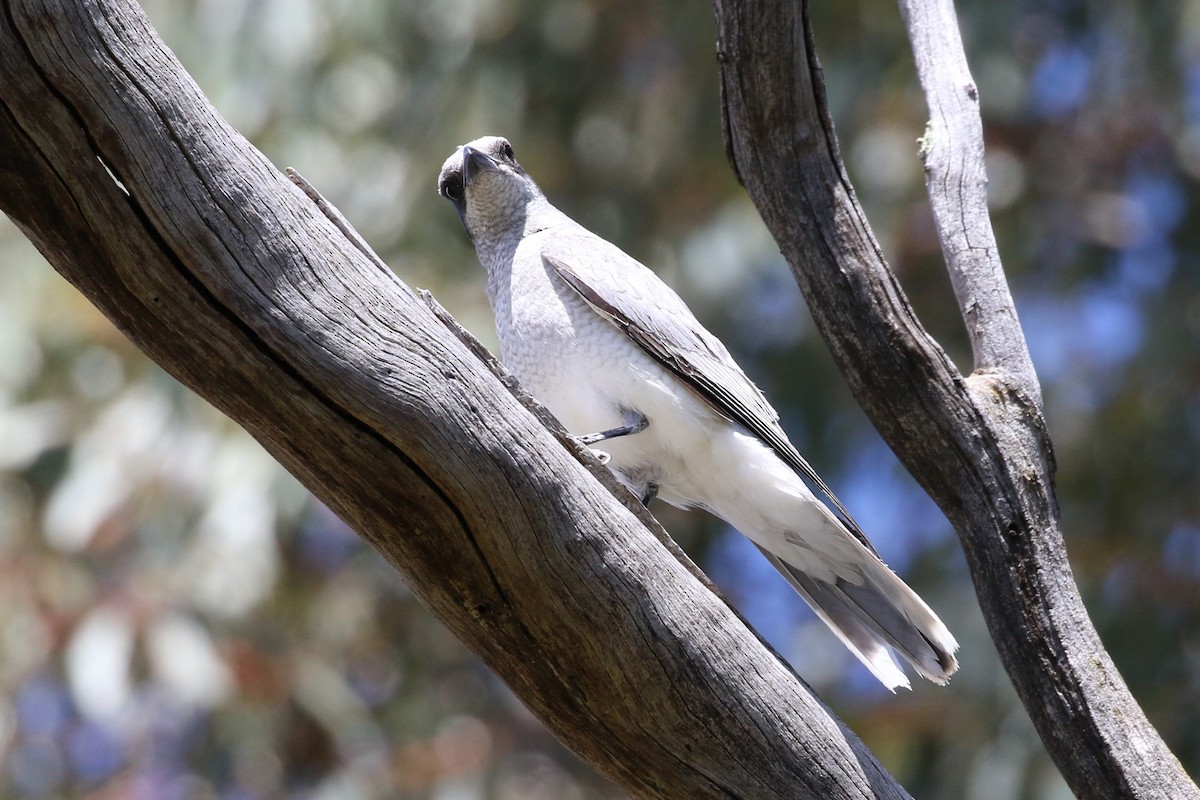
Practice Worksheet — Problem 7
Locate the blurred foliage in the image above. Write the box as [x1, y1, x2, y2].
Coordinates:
[0, 0, 1197, 797]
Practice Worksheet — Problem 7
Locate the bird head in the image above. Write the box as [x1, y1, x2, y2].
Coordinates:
[437, 136, 540, 240]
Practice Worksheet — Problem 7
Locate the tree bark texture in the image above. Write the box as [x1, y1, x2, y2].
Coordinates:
[713, 1, 1199, 798]
[0, 1, 914, 798]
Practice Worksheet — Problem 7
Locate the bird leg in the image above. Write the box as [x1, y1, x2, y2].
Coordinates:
[641, 483, 659, 507]
[576, 411, 648, 466]
[577, 410, 649, 445]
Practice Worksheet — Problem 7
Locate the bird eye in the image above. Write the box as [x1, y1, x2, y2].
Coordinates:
[500, 141, 515, 161]
[442, 176, 463, 202]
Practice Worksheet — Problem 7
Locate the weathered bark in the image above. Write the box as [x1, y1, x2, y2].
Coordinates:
[714, 0, 1199, 797]
[0, 1, 913, 798]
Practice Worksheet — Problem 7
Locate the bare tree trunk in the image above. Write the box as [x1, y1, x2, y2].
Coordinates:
[713, 0, 1200, 798]
[0, 1, 912, 798]
[3, 0, 1194, 796]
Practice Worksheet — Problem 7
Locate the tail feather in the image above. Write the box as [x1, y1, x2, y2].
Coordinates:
[836, 576, 958, 683]
[756, 546, 959, 691]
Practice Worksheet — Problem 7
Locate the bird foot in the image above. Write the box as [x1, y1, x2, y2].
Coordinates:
[577, 410, 648, 445]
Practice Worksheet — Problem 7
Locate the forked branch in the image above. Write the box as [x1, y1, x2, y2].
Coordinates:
[714, 0, 1198, 797]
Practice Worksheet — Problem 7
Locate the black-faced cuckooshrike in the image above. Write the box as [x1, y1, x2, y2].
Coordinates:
[438, 136, 958, 690]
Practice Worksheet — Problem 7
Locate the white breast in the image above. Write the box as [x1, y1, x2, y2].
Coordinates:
[493, 242, 722, 501]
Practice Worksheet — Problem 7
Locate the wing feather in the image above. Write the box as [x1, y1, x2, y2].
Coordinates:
[541, 238, 875, 555]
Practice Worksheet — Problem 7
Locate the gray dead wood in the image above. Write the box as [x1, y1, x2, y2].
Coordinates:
[0, 0, 913, 797]
[713, 0, 1200, 797]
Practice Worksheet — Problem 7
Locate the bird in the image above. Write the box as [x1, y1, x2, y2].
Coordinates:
[437, 135, 958, 690]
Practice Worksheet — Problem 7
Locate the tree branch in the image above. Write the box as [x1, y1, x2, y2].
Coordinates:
[0, 0, 912, 797]
[713, 0, 1199, 797]
[899, 0, 1040, 405]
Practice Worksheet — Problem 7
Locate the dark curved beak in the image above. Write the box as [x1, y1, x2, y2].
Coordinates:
[462, 146, 498, 186]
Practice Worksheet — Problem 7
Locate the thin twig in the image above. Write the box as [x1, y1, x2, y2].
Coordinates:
[284, 167, 695, 568]
[286, 167, 394, 277]
[898, 0, 1042, 408]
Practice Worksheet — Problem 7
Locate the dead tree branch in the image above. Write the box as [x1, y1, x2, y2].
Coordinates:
[0, 0, 916, 797]
[714, 0, 1199, 797]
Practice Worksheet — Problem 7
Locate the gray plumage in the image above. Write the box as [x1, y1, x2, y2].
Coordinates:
[437, 135, 958, 689]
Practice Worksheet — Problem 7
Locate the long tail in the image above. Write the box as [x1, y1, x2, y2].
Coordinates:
[756, 545, 959, 691]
